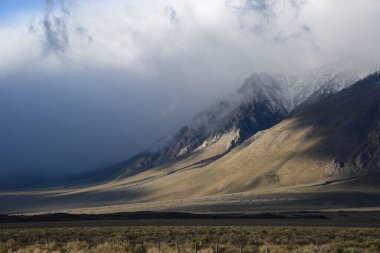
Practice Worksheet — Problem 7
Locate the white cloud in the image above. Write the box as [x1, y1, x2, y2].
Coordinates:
[2, 0, 380, 80]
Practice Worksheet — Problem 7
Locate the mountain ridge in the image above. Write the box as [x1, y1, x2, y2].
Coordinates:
[112, 63, 372, 180]
[1, 69, 380, 214]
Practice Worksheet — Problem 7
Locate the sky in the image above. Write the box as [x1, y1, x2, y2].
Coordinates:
[1, 0, 380, 188]
[0, 0, 41, 18]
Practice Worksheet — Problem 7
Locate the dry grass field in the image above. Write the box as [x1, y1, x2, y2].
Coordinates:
[0, 225, 379, 253]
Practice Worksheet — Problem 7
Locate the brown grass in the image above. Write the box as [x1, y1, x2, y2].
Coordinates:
[0, 226, 379, 253]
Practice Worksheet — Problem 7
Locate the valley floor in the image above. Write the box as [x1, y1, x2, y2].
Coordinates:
[0, 175, 379, 215]
[1, 176, 379, 252]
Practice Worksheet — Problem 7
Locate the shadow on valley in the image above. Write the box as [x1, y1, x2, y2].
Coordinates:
[1, 211, 380, 228]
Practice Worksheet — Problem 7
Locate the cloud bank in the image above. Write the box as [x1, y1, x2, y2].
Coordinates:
[0, 0, 380, 187]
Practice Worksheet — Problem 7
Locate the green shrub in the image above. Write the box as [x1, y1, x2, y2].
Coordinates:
[0, 242, 7, 253]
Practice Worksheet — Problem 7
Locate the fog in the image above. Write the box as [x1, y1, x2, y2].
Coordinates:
[1, 0, 380, 188]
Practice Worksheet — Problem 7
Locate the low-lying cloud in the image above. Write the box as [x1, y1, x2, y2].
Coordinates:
[1, 0, 380, 188]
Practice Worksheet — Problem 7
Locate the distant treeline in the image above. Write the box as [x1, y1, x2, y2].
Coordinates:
[0, 211, 328, 223]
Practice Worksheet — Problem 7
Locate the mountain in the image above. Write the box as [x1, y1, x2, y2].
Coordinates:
[114, 62, 371, 179]
[86, 71, 380, 202]
[2, 70, 380, 215]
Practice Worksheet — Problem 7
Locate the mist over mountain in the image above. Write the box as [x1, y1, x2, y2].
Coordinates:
[0, 60, 376, 189]
[1, 71, 380, 214]
[112, 62, 373, 179]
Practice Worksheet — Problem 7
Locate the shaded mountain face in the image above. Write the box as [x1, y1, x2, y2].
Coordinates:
[112, 72, 380, 201]
[114, 64, 371, 178]
[179, 71, 380, 194]
[292, 72, 380, 177]
[2, 72, 380, 214]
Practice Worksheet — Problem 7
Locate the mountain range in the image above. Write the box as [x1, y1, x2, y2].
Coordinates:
[113, 62, 372, 179]
[1, 62, 379, 214]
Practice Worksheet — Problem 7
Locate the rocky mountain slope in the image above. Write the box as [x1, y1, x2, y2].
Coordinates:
[114, 63, 371, 179]
[1, 69, 380, 214]
[96, 71, 380, 201]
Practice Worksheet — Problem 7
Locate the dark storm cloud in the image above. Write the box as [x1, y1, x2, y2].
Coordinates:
[0, 70, 187, 189]
[289, 0, 307, 17]
[274, 24, 313, 43]
[42, 0, 69, 55]
[245, 0, 275, 15]
[76, 26, 93, 43]
[164, 6, 179, 24]
[226, 0, 276, 33]
[225, 0, 309, 35]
